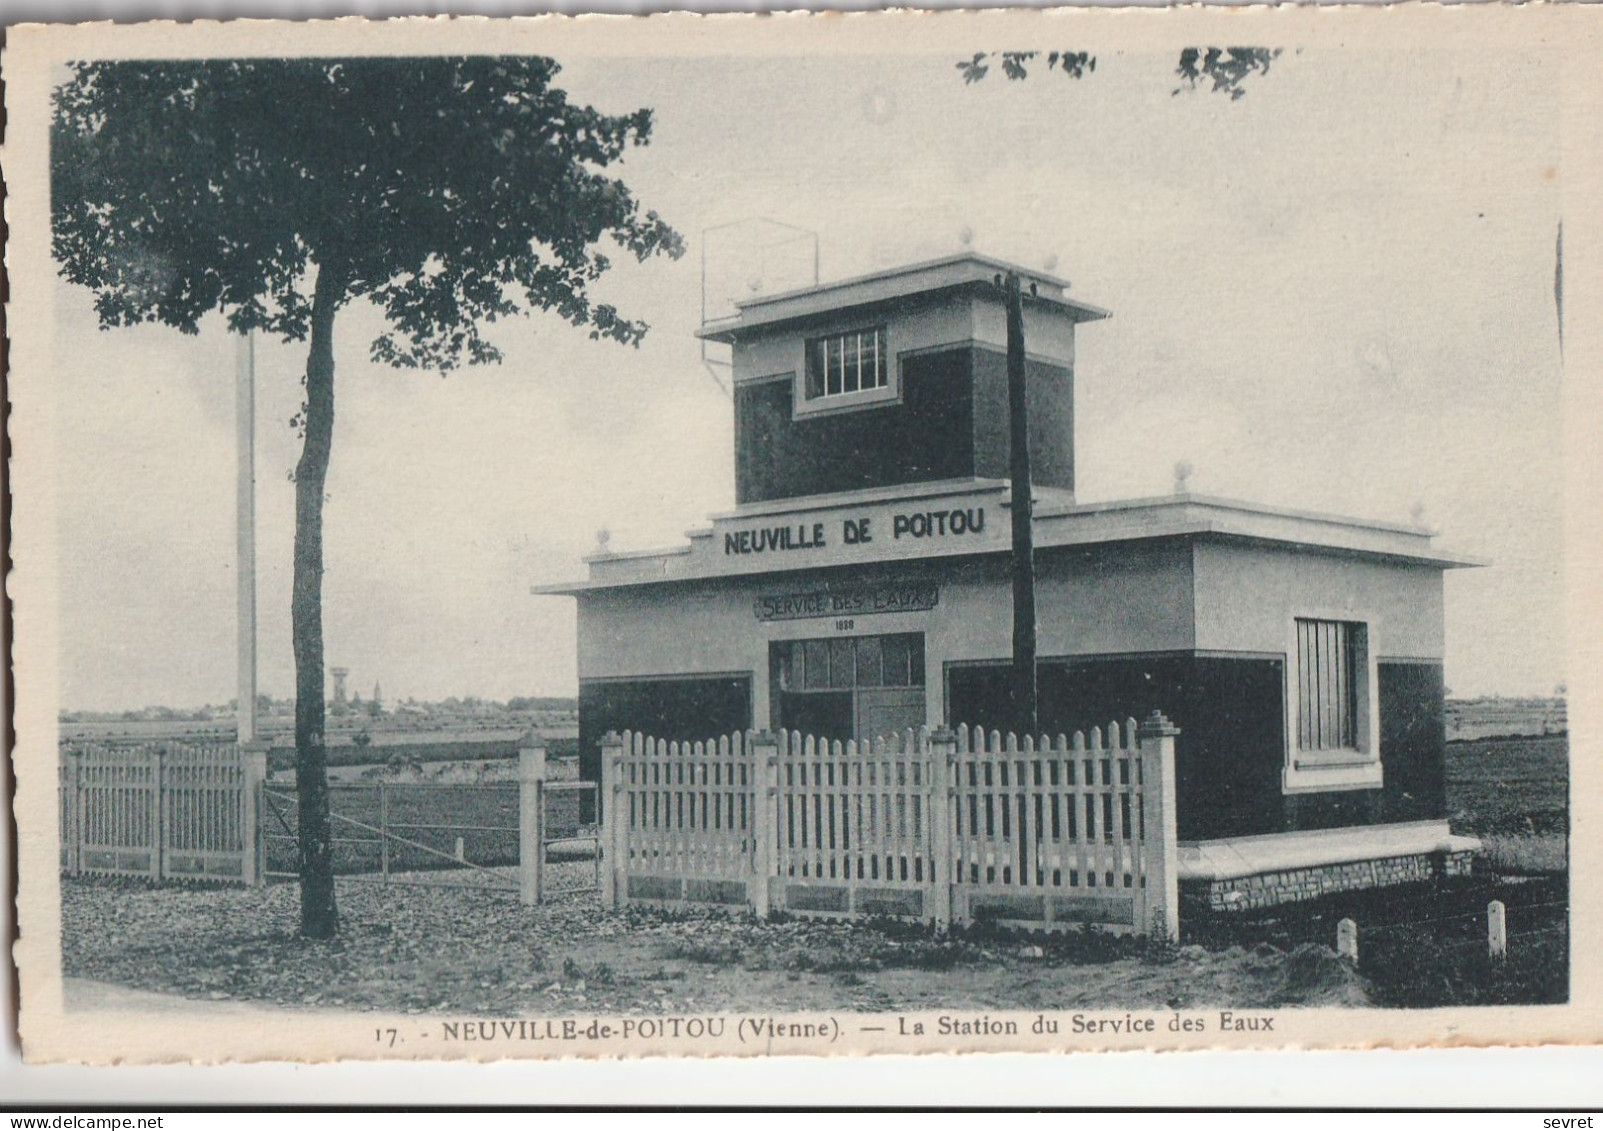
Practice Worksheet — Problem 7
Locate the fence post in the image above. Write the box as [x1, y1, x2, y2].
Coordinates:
[600, 732, 626, 910]
[151, 749, 167, 881]
[1137, 711, 1180, 942]
[750, 732, 779, 919]
[928, 728, 958, 931]
[64, 750, 83, 876]
[519, 740, 548, 906]
[379, 781, 390, 887]
[239, 742, 269, 887]
[1337, 918, 1359, 962]
[1488, 900, 1508, 963]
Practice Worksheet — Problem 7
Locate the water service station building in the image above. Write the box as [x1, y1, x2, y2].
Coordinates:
[534, 254, 1482, 910]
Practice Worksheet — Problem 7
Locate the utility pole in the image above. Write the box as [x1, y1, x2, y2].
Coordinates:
[1004, 272, 1038, 736]
[236, 331, 258, 744]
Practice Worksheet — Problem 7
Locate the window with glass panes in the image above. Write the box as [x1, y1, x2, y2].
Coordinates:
[773, 633, 924, 693]
[807, 327, 888, 399]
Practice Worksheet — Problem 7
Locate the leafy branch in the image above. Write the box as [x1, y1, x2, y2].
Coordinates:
[957, 46, 1283, 100]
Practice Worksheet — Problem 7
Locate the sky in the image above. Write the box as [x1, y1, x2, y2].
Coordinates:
[50, 45, 1567, 710]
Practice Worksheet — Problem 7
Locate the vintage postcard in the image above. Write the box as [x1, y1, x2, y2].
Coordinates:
[7, 7, 1602, 1069]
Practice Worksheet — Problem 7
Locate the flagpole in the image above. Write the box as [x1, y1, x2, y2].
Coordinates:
[236, 331, 258, 744]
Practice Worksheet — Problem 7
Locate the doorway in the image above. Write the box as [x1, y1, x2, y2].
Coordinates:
[770, 632, 926, 742]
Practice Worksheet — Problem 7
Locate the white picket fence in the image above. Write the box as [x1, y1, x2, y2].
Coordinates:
[59, 744, 268, 883]
[601, 712, 1180, 937]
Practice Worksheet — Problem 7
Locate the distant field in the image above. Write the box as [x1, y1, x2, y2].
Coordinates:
[264, 734, 578, 772]
[59, 716, 577, 744]
[59, 719, 241, 742]
[1445, 697, 1566, 742]
[1445, 735, 1568, 836]
[59, 725, 577, 764]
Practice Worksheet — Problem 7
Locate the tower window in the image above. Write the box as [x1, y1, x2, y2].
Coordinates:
[807, 327, 887, 398]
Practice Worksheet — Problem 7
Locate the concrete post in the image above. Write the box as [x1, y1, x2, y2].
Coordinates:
[239, 742, 269, 887]
[379, 781, 390, 886]
[151, 749, 167, 881]
[750, 732, 780, 919]
[519, 741, 548, 906]
[1488, 900, 1508, 963]
[599, 732, 626, 910]
[1336, 918, 1359, 963]
[1137, 711, 1181, 942]
[63, 750, 83, 876]
[928, 728, 958, 931]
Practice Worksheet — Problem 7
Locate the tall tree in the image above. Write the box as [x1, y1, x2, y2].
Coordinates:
[52, 57, 684, 938]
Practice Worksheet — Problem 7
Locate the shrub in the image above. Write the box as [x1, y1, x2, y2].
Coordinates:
[1142, 912, 1179, 966]
[1476, 833, 1568, 875]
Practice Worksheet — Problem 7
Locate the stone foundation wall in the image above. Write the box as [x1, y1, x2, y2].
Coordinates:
[1186, 849, 1477, 912]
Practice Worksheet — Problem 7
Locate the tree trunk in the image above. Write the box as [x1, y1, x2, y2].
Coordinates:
[293, 261, 348, 939]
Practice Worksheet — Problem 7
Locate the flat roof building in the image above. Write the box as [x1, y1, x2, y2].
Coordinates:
[535, 253, 1482, 912]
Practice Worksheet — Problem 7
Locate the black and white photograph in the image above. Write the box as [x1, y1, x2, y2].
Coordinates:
[7, 8, 1601, 1068]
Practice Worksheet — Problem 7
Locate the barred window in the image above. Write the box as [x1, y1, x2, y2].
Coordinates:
[1295, 618, 1360, 750]
[807, 327, 887, 399]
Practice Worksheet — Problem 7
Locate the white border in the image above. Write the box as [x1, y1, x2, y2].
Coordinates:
[6, 0, 1602, 1107]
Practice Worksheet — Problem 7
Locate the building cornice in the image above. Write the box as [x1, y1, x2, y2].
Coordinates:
[531, 485, 1483, 596]
[697, 253, 1110, 344]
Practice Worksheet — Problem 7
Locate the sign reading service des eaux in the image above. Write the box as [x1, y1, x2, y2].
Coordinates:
[753, 583, 940, 622]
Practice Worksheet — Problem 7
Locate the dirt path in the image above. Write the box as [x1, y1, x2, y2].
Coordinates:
[61, 875, 1369, 1016]
[63, 977, 299, 1016]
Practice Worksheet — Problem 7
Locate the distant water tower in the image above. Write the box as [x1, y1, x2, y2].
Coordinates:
[331, 667, 350, 707]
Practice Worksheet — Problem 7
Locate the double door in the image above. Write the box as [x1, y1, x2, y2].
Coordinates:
[771, 632, 926, 743]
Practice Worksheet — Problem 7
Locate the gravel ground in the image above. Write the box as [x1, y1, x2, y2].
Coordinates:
[61, 869, 1370, 1015]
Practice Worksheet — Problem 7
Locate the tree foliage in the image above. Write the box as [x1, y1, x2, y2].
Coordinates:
[957, 50, 1095, 84]
[1173, 47, 1283, 101]
[53, 57, 683, 368]
[956, 46, 1282, 99]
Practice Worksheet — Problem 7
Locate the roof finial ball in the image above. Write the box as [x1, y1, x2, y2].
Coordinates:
[958, 225, 975, 248]
[1411, 502, 1427, 527]
[595, 527, 612, 554]
[1173, 459, 1194, 496]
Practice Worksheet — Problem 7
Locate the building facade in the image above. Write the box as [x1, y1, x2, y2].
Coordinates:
[536, 254, 1482, 907]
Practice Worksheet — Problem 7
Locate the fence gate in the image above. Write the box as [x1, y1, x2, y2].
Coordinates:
[949, 722, 1165, 931]
[601, 712, 1181, 937]
[775, 729, 937, 920]
[601, 732, 757, 909]
[262, 780, 522, 893]
[258, 744, 597, 903]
